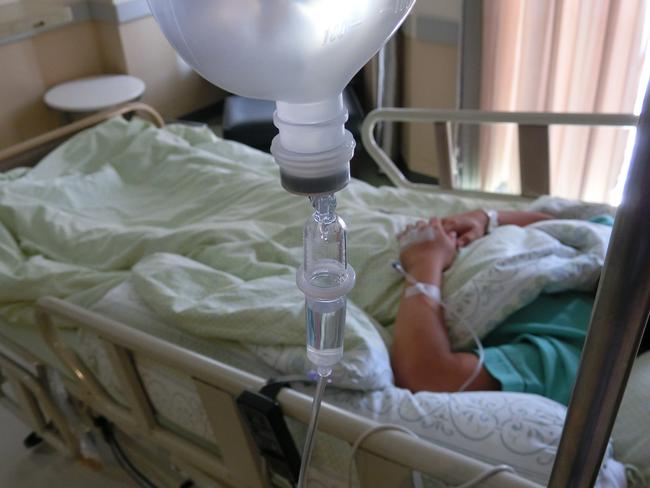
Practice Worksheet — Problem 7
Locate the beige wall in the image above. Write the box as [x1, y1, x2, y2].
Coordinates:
[117, 16, 221, 120]
[95, 20, 127, 73]
[1, 16, 223, 149]
[0, 21, 103, 148]
[402, 36, 458, 178]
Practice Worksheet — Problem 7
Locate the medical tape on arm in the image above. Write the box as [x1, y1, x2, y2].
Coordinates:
[404, 283, 441, 302]
[392, 260, 442, 302]
[395, 225, 441, 302]
[392, 260, 484, 392]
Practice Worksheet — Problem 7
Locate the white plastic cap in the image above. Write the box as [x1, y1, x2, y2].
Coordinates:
[275, 96, 347, 154]
[271, 94, 355, 195]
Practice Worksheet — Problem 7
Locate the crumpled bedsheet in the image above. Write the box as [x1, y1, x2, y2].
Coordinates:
[0, 117, 613, 391]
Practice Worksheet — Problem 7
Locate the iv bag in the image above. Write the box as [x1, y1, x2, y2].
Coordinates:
[147, 0, 415, 104]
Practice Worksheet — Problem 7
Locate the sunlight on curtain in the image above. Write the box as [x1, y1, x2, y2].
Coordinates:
[479, 0, 650, 204]
[610, 3, 650, 205]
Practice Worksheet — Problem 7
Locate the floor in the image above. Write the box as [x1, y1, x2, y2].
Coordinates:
[0, 406, 136, 488]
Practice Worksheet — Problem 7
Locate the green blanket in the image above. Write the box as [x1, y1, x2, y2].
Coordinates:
[0, 117, 610, 389]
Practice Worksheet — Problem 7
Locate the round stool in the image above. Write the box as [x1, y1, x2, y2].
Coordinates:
[44, 74, 145, 120]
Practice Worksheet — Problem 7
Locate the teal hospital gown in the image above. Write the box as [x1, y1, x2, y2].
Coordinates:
[478, 215, 614, 406]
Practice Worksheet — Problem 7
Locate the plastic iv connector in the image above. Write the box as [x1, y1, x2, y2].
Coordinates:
[295, 194, 354, 488]
[147, 0, 415, 195]
[297, 194, 355, 374]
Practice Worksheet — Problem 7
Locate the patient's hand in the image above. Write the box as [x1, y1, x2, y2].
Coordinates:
[442, 210, 488, 248]
[398, 219, 457, 276]
[442, 210, 554, 248]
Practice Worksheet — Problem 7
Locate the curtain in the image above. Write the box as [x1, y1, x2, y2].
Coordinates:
[479, 0, 648, 202]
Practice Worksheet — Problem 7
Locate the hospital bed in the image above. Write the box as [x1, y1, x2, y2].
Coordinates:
[0, 102, 646, 488]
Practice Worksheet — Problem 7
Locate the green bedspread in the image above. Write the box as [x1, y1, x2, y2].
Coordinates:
[0, 117, 611, 390]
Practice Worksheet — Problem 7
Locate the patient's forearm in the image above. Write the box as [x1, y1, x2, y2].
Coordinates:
[497, 210, 553, 227]
[391, 261, 499, 393]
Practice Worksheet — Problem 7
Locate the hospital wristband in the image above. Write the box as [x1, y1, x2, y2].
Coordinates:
[404, 283, 441, 303]
[482, 209, 499, 234]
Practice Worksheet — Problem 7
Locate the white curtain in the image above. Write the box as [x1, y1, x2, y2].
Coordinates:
[479, 0, 649, 202]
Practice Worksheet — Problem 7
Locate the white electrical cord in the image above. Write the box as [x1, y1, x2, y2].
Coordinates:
[297, 371, 329, 488]
[392, 261, 485, 392]
[347, 424, 515, 488]
[347, 424, 423, 488]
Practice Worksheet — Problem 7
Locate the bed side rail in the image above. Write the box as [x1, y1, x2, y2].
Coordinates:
[0, 334, 79, 457]
[34, 305, 244, 488]
[361, 108, 639, 199]
[0, 102, 164, 172]
[36, 296, 540, 488]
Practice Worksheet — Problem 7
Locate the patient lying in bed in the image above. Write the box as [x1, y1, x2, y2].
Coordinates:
[391, 209, 613, 405]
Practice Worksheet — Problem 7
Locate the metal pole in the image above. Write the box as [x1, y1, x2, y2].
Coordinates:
[548, 88, 650, 486]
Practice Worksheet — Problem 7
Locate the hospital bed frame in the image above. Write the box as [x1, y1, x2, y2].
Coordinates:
[0, 101, 647, 488]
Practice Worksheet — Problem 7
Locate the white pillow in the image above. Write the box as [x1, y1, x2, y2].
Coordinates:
[442, 221, 610, 348]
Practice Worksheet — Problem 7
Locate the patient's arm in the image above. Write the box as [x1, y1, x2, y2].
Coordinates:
[391, 219, 500, 393]
[442, 210, 553, 247]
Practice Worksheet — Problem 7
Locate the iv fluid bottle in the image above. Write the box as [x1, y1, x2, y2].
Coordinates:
[299, 195, 355, 368]
[147, 0, 415, 195]
[147, 0, 415, 104]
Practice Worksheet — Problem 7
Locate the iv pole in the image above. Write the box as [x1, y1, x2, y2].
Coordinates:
[548, 81, 650, 486]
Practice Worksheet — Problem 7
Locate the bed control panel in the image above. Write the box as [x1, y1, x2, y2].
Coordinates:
[236, 389, 301, 487]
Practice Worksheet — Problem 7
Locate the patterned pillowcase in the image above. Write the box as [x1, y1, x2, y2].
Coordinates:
[442, 221, 610, 348]
[325, 387, 626, 487]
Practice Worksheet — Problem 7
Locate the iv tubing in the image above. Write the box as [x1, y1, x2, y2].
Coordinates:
[298, 369, 330, 488]
[298, 195, 353, 486]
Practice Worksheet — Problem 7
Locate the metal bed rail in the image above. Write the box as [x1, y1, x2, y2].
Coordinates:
[361, 108, 639, 199]
[0, 332, 79, 458]
[36, 296, 541, 488]
[0, 102, 164, 172]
